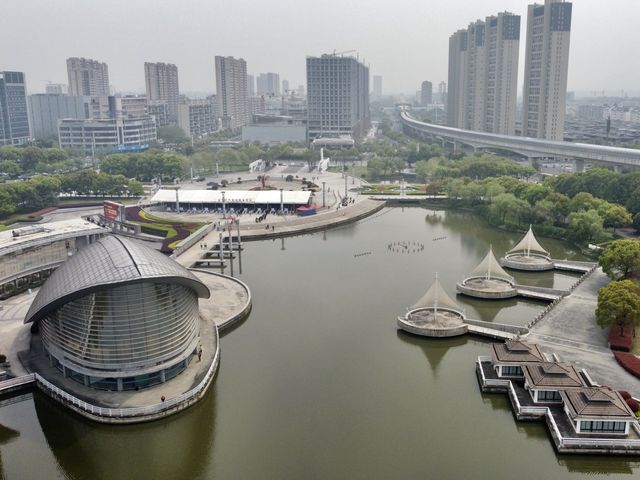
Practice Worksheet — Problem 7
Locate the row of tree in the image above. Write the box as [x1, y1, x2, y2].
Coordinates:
[0, 171, 143, 217]
[439, 176, 632, 244]
[596, 240, 640, 338]
[415, 154, 535, 180]
[548, 168, 640, 217]
[0, 145, 83, 177]
[100, 152, 183, 182]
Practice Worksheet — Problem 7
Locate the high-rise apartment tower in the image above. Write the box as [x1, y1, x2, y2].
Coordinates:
[421, 81, 433, 106]
[447, 12, 520, 135]
[306, 54, 370, 141]
[522, 0, 572, 140]
[144, 62, 180, 125]
[215, 56, 249, 130]
[66, 57, 110, 96]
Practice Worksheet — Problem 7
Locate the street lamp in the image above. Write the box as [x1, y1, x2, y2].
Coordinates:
[322, 181, 326, 208]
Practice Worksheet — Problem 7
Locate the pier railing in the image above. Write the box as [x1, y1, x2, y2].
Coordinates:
[33, 326, 220, 421]
[476, 357, 640, 450]
[476, 356, 510, 388]
[526, 265, 598, 329]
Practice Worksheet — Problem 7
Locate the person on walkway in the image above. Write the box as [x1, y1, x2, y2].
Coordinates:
[161, 395, 166, 402]
[198, 347, 203, 362]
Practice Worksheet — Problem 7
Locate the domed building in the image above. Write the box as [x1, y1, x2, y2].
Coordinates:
[24, 235, 210, 392]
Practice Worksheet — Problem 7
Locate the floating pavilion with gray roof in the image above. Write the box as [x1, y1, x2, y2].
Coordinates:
[501, 226, 554, 271]
[457, 246, 517, 299]
[398, 274, 467, 337]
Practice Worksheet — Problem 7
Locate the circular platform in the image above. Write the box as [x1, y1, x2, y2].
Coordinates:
[501, 254, 554, 271]
[397, 307, 468, 337]
[456, 277, 517, 299]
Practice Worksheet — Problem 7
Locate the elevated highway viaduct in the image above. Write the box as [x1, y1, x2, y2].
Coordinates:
[400, 112, 640, 171]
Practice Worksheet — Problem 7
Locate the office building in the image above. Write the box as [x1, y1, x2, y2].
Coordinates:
[522, 0, 572, 141]
[215, 56, 249, 130]
[177, 98, 218, 137]
[257, 72, 280, 96]
[306, 54, 370, 141]
[58, 116, 156, 154]
[0, 71, 30, 145]
[447, 11, 520, 135]
[66, 57, 110, 97]
[144, 62, 180, 124]
[45, 83, 67, 95]
[421, 81, 433, 106]
[282, 79, 290, 94]
[28, 93, 87, 140]
[373, 75, 382, 99]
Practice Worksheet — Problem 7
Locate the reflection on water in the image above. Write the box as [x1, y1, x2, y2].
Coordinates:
[33, 388, 217, 480]
[0, 207, 636, 480]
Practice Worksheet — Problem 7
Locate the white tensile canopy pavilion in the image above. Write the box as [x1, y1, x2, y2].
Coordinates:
[506, 226, 550, 260]
[399, 273, 468, 337]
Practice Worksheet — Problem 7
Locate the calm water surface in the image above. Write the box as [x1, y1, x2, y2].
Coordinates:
[1, 208, 638, 479]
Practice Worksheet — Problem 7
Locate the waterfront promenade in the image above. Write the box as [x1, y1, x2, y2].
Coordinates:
[527, 268, 640, 397]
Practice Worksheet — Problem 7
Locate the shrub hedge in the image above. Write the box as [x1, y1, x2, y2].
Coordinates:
[613, 351, 640, 379]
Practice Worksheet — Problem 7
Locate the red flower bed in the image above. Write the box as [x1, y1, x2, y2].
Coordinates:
[608, 326, 634, 352]
[626, 397, 640, 412]
[613, 351, 640, 379]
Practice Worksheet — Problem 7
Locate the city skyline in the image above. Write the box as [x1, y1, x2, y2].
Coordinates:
[2, 0, 639, 96]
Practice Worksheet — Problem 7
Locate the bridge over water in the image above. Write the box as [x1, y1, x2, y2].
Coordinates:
[400, 112, 640, 171]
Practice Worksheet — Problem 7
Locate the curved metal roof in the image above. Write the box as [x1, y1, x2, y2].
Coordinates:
[25, 235, 210, 324]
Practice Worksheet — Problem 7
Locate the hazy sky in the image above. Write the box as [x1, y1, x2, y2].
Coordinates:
[2, 0, 638, 96]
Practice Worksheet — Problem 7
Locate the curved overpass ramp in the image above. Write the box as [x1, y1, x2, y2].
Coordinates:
[400, 112, 640, 168]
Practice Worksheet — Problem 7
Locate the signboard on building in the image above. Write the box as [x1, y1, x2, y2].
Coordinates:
[103, 201, 125, 222]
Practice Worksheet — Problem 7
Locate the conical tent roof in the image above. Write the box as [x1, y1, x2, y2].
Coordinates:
[411, 274, 462, 312]
[467, 247, 514, 283]
[507, 226, 549, 257]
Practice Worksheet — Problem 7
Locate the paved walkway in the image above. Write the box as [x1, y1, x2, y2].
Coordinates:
[527, 268, 640, 397]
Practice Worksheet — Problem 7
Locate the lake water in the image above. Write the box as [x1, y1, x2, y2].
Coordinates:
[1, 207, 638, 479]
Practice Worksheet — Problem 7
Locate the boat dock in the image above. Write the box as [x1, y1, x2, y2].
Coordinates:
[0, 373, 36, 396]
[551, 259, 596, 273]
[515, 285, 567, 302]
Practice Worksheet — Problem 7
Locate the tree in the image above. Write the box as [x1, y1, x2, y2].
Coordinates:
[0, 189, 16, 216]
[596, 280, 640, 336]
[157, 126, 188, 144]
[0, 160, 21, 177]
[366, 157, 386, 179]
[602, 204, 632, 230]
[599, 239, 640, 280]
[568, 209, 606, 244]
[20, 147, 46, 172]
